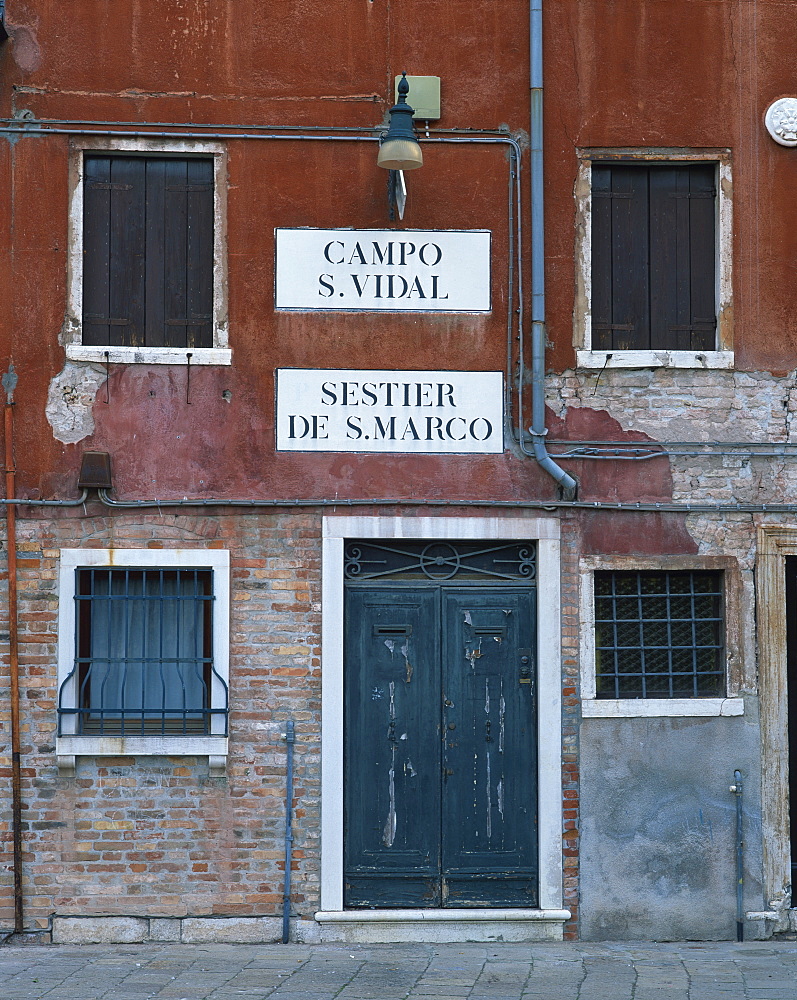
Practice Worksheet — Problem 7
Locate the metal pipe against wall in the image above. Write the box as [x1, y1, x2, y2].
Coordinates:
[526, 0, 578, 498]
[282, 720, 295, 944]
[731, 770, 744, 942]
[93, 488, 797, 514]
[3, 371, 23, 934]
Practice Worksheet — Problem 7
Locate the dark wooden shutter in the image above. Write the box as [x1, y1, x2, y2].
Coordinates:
[184, 159, 214, 349]
[84, 156, 213, 349]
[591, 163, 716, 352]
[83, 156, 146, 347]
[686, 165, 717, 351]
[649, 164, 716, 351]
[591, 165, 650, 351]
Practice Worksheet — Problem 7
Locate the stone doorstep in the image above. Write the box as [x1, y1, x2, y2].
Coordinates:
[314, 910, 569, 944]
[51, 911, 568, 945]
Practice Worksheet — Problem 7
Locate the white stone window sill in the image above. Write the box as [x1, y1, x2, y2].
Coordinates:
[65, 345, 232, 366]
[56, 735, 228, 775]
[576, 349, 734, 370]
[582, 698, 744, 718]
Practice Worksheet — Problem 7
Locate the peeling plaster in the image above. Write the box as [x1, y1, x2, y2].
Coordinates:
[46, 361, 107, 444]
[7, 24, 43, 74]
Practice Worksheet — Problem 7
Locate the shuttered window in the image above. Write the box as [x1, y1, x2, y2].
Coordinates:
[82, 156, 214, 349]
[591, 163, 716, 352]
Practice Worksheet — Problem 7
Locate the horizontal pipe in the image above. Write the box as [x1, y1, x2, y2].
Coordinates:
[552, 439, 797, 449]
[0, 117, 514, 136]
[551, 450, 797, 460]
[88, 489, 797, 514]
[0, 126, 521, 155]
[0, 486, 787, 513]
[0, 491, 89, 506]
[0, 116, 507, 135]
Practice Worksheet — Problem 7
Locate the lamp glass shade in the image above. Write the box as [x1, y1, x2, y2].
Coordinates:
[376, 139, 424, 171]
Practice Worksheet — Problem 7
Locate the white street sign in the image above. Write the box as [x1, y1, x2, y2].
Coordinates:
[275, 229, 491, 312]
[276, 369, 504, 454]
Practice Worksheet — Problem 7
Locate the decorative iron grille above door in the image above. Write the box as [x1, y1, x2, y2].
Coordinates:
[344, 540, 537, 584]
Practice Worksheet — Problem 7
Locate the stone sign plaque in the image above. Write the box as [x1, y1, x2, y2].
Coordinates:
[275, 229, 491, 312]
[276, 369, 504, 454]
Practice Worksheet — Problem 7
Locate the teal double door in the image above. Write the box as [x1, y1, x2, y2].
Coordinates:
[344, 583, 538, 908]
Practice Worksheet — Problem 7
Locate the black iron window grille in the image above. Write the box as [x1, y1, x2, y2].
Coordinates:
[58, 567, 228, 735]
[344, 540, 536, 583]
[594, 570, 724, 698]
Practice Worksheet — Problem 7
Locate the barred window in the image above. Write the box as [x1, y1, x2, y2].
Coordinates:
[594, 570, 724, 699]
[59, 566, 228, 736]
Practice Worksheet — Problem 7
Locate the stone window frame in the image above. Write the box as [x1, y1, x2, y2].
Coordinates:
[580, 555, 745, 717]
[56, 547, 230, 774]
[574, 148, 733, 370]
[63, 136, 231, 366]
[755, 525, 797, 915]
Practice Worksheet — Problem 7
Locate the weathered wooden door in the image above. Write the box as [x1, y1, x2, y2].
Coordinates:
[343, 540, 538, 908]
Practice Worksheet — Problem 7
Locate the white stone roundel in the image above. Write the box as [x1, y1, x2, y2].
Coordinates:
[765, 98, 797, 146]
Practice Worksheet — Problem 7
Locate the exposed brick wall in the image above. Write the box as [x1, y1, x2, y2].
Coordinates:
[0, 508, 321, 928]
[549, 368, 797, 505]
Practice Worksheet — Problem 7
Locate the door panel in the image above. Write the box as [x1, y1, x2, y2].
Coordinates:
[442, 590, 538, 906]
[344, 580, 538, 908]
[344, 589, 441, 907]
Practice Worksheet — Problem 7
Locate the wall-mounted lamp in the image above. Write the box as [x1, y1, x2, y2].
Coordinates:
[377, 72, 423, 171]
[78, 451, 113, 490]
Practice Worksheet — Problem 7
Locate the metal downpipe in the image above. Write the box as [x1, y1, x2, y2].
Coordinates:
[731, 770, 744, 941]
[529, 0, 578, 499]
[3, 367, 23, 934]
[282, 720, 295, 944]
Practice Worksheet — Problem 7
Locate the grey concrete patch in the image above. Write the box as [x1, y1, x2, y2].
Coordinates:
[579, 714, 764, 941]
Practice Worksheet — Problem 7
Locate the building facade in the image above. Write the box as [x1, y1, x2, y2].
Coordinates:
[1, 0, 796, 943]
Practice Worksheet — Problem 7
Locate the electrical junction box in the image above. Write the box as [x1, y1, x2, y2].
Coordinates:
[395, 75, 441, 120]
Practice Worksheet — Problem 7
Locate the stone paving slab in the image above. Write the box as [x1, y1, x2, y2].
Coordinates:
[1, 941, 797, 1000]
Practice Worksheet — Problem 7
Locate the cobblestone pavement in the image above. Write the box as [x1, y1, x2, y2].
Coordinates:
[2, 941, 797, 1000]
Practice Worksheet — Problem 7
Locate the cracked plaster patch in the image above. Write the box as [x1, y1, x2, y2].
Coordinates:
[46, 362, 107, 444]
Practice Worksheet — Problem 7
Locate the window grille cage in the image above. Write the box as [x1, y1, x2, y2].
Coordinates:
[594, 570, 724, 698]
[58, 567, 227, 735]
